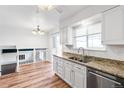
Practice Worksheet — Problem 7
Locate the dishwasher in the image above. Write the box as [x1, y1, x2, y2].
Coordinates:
[87, 67, 124, 88]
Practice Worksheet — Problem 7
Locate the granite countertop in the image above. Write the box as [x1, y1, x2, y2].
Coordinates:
[87, 61, 124, 78]
[53, 55, 124, 79]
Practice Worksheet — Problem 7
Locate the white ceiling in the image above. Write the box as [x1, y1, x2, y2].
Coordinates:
[0, 5, 60, 32]
[0, 5, 90, 32]
[55, 5, 89, 20]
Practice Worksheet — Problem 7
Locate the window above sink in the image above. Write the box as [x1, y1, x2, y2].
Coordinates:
[72, 14, 106, 51]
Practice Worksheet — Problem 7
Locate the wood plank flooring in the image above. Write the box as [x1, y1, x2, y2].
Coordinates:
[0, 62, 71, 88]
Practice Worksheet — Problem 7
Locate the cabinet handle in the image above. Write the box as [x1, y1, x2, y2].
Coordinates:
[75, 66, 81, 69]
[66, 62, 69, 64]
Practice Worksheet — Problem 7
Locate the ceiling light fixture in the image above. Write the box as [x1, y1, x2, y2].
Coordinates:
[32, 6, 45, 36]
[38, 5, 62, 13]
[38, 5, 55, 11]
[32, 25, 45, 35]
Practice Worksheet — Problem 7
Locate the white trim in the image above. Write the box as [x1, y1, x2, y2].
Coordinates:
[84, 47, 106, 52]
[73, 47, 106, 52]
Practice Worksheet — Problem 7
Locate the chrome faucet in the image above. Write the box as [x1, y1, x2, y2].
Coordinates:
[77, 47, 85, 62]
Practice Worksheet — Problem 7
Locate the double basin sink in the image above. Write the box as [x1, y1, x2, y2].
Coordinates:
[68, 56, 92, 63]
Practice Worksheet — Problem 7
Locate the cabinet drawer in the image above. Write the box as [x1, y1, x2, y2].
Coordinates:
[64, 60, 72, 65]
[58, 62, 63, 67]
[57, 67, 64, 77]
[73, 63, 86, 72]
[64, 63, 72, 68]
[53, 56, 58, 61]
[57, 59, 63, 66]
[58, 66, 63, 72]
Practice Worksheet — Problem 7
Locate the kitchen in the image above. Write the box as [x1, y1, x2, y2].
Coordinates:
[0, 4, 124, 88]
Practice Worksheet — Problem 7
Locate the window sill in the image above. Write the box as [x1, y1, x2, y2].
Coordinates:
[84, 48, 106, 52]
[74, 47, 106, 52]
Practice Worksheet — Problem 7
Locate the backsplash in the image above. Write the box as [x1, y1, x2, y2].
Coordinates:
[63, 45, 124, 61]
[63, 52, 124, 64]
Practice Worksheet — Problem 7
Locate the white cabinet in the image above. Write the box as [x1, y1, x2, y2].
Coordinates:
[66, 27, 73, 45]
[60, 27, 68, 44]
[64, 61, 87, 88]
[53, 56, 64, 78]
[72, 63, 87, 88]
[60, 26, 73, 45]
[102, 6, 124, 45]
[53, 56, 58, 73]
[64, 60, 73, 85]
[53, 55, 87, 88]
[57, 58, 64, 78]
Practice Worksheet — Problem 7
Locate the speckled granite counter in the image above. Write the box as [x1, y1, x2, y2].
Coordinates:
[53, 54, 124, 79]
[87, 61, 124, 78]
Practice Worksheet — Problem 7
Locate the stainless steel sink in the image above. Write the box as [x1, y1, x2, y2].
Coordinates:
[68, 56, 91, 63]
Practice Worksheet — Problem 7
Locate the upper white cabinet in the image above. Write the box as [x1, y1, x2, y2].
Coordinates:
[67, 27, 73, 45]
[60, 27, 67, 44]
[102, 6, 124, 45]
[60, 26, 73, 45]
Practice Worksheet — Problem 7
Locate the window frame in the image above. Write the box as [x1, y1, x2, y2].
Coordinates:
[73, 21, 106, 50]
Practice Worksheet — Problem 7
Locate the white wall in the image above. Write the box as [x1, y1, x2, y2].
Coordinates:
[87, 46, 124, 61]
[0, 50, 17, 65]
[0, 5, 60, 63]
[0, 5, 59, 49]
[47, 28, 60, 62]
[60, 5, 124, 61]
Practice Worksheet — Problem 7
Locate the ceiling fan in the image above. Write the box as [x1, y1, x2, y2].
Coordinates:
[32, 25, 45, 35]
[32, 6, 45, 35]
[38, 5, 63, 14]
[32, 5, 62, 36]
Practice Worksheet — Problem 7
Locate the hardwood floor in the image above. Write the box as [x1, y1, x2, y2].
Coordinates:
[0, 62, 71, 88]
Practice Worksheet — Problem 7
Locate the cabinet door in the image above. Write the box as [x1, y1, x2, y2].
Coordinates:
[64, 62, 72, 85]
[67, 27, 73, 45]
[60, 27, 68, 44]
[53, 56, 58, 73]
[102, 6, 124, 44]
[57, 65, 64, 78]
[73, 65, 86, 88]
[57, 59, 64, 78]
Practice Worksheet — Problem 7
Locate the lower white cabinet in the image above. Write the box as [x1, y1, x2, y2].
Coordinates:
[53, 56, 58, 73]
[64, 60, 73, 85]
[53, 56, 87, 88]
[72, 63, 87, 88]
[57, 58, 64, 78]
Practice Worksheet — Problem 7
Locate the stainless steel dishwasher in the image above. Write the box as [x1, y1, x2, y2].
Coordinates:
[87, 67, 124, 88]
